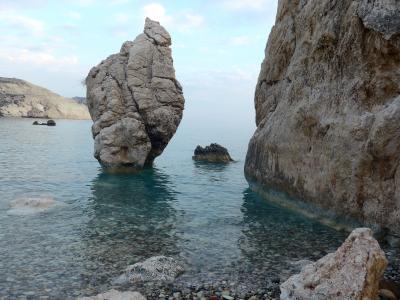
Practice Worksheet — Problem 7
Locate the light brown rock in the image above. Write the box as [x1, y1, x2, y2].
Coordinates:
[0, 77, 90, 119]
[245, 0, 400, 232]
[280, 228, 388, 300]
[79, 289, 146, 300]
[86, 18, 184, 170]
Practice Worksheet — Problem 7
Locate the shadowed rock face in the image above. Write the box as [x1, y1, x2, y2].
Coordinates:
[86, 18, 184, 171]
[245, 0, 400, 232]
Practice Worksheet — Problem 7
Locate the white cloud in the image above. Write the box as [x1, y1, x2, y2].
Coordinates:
[0, 11, 45, 36]
[66, 11, 81, 20]
[0, 49, 79, 71]
[230, 35, 250, 46]
[222, 0, 269, 10]
[142, 3, 173, 26]
[142, 3, 204, 32]
[109, 0, 130, 5]
[114, 12, 131, 24]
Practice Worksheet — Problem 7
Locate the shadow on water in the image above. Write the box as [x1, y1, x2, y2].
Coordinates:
[239, 188, 348, 277]
[77, 168, 182, 294]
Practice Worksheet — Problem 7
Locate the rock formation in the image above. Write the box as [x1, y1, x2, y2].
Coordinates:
[280, 228, 387, 300]
[86, 18, 184, 170]
[116, 256, 184, 284]
[0, 77, 90, 119]
[193, 143, 233, 163]
[245, 0, 400, 232]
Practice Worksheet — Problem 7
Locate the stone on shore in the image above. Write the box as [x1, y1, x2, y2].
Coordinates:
[86, 18, 184, 171]
[79, 289, 146, 300]
[280, 228, 387, 300]
[116, 256, 184, 284]
[192, 143, 233, 163]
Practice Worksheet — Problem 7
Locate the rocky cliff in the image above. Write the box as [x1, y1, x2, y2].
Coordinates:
[245, 0, 400, 232]
[0, 77, 90, 119]
[86, 18, 184, 170]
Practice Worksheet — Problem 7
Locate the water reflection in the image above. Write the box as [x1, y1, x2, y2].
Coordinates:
[78, 168, 181, 295]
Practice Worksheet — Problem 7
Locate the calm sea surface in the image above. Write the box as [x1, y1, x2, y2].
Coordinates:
[0, 117, 348, 298]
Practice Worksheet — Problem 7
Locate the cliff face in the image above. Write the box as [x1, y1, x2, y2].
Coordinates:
[245, 0, 400, 231]
[0, 77, 90, 120]
[86, 18, 184, 170]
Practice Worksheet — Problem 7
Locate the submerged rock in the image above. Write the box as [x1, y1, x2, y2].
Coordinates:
[86, 18, 184, 171]
[116, 256, 184, 284]
[32, 120, 56, 126]
[8, 197, 57, 215]
[79, 289, 146, 300]
[280, 228, 387, 300]
[245, 0, 400, 232]
[193, 143, 233, 163]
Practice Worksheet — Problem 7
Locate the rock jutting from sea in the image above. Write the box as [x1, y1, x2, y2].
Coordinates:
[245, 0, 400, 233]
[193, 143, 234, 163]
[86, 18, 184, 171]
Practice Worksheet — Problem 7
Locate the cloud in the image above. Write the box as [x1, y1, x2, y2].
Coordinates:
[142, 3, 204, 32]
[0, 49, 79, 71]
[76, 0, 96, 6]
[142, 3, 173, 26]
[0, 11, 45, 36]
[230, 35, 250, 46]
[222, 0, 269, 10]
[109, 0, 130, 5]
[114, 12, 131, 24]
[66, 11, 81, 20]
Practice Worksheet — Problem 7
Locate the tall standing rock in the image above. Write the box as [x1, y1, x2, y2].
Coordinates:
[245, 0, 400, 232]
[86, 18, 184, 170]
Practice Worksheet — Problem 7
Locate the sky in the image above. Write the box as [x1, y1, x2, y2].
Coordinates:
[0, 0, 278, 128]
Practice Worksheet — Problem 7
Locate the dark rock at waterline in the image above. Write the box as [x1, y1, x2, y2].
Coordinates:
[193, 143, 233, 163]
[32, 120, 56, 126]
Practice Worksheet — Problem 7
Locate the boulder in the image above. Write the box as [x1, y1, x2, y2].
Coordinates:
[47, 119, 56, 126]
[245, 0, 400, 232]
[86, 18, 184, 171]
[280, 228, 387, 300]
[116, 256, 184, 284]
[192, 143, 233, 163]
[79, 290, 146, 300]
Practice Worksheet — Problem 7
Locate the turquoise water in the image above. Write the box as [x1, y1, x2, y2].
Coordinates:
[0, 117, 348, 298]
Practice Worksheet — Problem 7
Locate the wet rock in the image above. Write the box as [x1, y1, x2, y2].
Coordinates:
[79, 289, 146, 300]
[245, 0, 400, 232]
[47, 120, 56, 126]
[86, 18, 184, 171]
[280, 228, 387, 300]
[7, 197, 57, 215]
[192, 143, 233, 163]
[379, 289, 397, 300]
[117, 256, 184, 284]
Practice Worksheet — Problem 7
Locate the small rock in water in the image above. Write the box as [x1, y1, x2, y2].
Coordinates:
[7, 197, 57, 215]
[79, 289, 146, 300]
[192, 143, 233, 163]
[116, 256, 184, 284]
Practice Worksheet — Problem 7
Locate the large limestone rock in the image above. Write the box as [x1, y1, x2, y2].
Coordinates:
[280, 228, 387, 300]
[86, 18, 184, 170]
[0, 77, 90, 119]
[245, 0, 400, 232]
